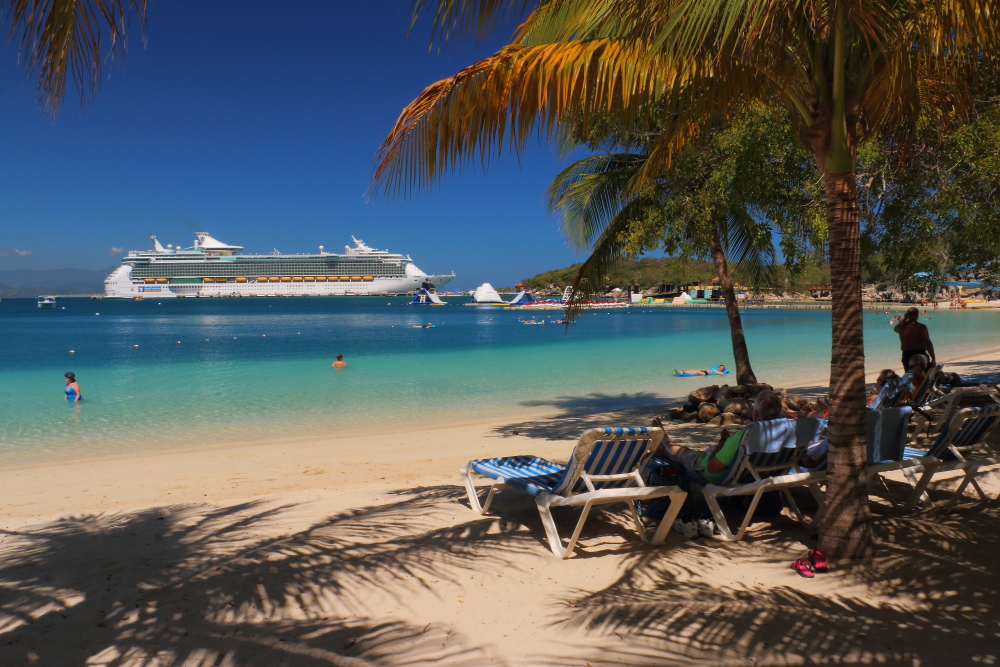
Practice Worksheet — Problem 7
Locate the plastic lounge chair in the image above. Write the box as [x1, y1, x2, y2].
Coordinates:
[460, 427, 687, 558]
[701, 418, 828, 542]
[900, 405, 1000, 512]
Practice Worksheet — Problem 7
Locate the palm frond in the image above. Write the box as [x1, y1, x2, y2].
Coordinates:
[546, 153, 645, 249]
[4, 0, 147, 113]
[721, 208, 777, 289]
[565, 194, 658, 321]
[370, 38, 675, 198]
[409, 0, 539, 46]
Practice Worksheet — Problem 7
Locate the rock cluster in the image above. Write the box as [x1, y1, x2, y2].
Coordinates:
[669, 382, 791, 426]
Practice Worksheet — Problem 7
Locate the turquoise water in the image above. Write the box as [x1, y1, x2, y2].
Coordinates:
[1, 297, 997, 465]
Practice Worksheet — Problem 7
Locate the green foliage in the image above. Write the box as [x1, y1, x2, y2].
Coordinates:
[546, 103, 825, 299]
[860, 100, 1000, 287]
[521, 256, 831, 292]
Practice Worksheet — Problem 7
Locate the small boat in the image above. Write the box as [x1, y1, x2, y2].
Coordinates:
[37, 296, 57, 309]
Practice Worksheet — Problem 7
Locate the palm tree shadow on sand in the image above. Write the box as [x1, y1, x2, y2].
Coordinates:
[534, 501, 1000, 665]
[2, 478, 998, 665]
[0, 487, 531, 667]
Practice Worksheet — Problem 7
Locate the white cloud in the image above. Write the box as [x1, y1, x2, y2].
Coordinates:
[13, 249, 31, 256]
[109, 246, 125, 254]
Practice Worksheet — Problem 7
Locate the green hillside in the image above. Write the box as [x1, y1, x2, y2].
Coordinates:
[521, 257, 831, 292]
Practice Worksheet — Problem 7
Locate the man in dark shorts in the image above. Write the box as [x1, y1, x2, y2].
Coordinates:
[893, 307, 936, 372]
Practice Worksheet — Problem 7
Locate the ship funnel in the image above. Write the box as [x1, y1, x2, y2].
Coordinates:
[151, 236, 166, 252]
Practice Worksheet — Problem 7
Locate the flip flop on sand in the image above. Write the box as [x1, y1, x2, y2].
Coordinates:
[808, 549, 829, 573]
[791, 557, 815, 578]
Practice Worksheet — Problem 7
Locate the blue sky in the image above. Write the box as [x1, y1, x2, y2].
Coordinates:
[0, 1, 586, 289]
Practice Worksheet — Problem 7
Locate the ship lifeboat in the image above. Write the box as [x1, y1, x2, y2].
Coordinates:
[280, 277, 292, 282]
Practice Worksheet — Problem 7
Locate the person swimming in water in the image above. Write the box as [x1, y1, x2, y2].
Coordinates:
[332, 354, 347, 369]
[675, 365, 727, 375]
[64, 372, 82, 401]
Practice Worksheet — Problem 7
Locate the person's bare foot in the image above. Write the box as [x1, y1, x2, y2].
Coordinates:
[651, 417, 664, 428]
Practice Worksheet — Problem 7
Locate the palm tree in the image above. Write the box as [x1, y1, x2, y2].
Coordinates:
[374, 0, 999, 559]
[5, 0, 146, 114]
[547, 105, 822, 386]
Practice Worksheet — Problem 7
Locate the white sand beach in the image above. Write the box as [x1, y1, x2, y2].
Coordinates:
[2, 352, 999, 666]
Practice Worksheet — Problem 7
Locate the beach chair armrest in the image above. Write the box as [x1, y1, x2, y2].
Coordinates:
[703, 470, 826, 499]
[578, 470, 644, 492]
[542, 484, 685, 508]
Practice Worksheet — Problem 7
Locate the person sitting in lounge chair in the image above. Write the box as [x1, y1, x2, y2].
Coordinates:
[654, 390, 783, 483]
[874, 354, 928, 407]
[866, 369, 899, 408]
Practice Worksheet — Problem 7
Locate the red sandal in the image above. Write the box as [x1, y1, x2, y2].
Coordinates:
[808, 549, 829, 573]
[791, 557, 815, 578]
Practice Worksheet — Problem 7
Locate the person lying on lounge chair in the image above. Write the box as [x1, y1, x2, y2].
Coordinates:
[653, 390, 783, 483]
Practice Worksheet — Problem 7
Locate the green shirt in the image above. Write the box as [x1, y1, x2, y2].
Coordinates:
[700, 429, 744, 483]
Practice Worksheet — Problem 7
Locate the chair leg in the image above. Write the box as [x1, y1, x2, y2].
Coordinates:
[649, 492, 685, 546]
[460, 462, 495, 515]
[704, 486, 767, 542]
[944, 465, 995, 513]
[535, 495, 595, 559]
[902, 461, 941, 512]
[781, 488, 814, 528]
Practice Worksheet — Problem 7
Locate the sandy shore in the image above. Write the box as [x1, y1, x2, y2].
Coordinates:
[2, 353, 999, 665]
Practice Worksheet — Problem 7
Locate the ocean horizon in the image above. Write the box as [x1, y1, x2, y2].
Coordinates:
[2, 296, 997, 466]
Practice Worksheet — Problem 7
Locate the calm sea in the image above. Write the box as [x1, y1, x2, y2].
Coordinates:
[1, 297, 996, 465]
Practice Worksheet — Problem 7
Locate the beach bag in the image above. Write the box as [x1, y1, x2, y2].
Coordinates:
[637, 461, 708, 521]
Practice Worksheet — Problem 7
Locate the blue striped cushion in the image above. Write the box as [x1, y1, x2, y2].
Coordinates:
[953, 413, 998, 449]
[565, 438, 650, 493]
[470, 456, 567, 496]
[903, 446, 930, 460]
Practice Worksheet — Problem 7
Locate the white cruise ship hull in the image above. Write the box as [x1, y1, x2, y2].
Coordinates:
[104, 233, 455, 298]
[105, 265, 453, 298]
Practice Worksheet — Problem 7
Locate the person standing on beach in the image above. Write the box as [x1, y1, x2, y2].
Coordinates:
[893, 307, 936, 371]
[64, 372, 82, 401]
[332, 354, 347, 369]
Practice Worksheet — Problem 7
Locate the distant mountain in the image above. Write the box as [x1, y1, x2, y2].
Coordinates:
[0, 268, 113, 297]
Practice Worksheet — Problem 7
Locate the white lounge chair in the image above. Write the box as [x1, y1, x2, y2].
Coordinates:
[897, 405, 1000, 512]
[460, 427, 688, 558]
[701, 418, 828, 542]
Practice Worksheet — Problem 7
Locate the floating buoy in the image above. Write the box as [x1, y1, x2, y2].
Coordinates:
[176, 341, 181, 344]
[205, 338, 209, 341]
[232, 337, 237, 340]
[69, 350, 75, 354]
[297, 332, 301, 335]
[133, 345, 139, 348]
[261, 334, 266, 337]
[95, 313, 100, 316]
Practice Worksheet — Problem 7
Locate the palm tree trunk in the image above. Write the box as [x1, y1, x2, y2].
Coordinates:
[710, 223, 757, 385]
[818, 171, 874, 561]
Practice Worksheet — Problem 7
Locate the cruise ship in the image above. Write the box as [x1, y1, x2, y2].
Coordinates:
[104, 232, 455, 298]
